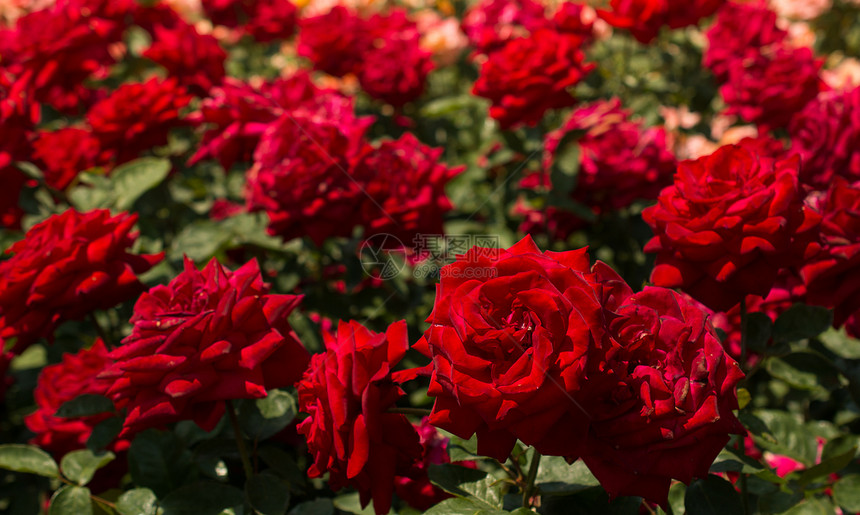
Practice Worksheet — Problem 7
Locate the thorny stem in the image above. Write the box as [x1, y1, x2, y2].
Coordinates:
[522, 449, 541, 509]
[226, 400, 254, 478]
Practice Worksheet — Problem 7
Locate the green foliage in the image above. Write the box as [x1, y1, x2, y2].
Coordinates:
[59, 450, 115, 486]
[0, 444, 60, 478]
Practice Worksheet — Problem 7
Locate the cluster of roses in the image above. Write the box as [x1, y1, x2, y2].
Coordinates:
[0, 202, 745, 511]
[465, 0, 596, 128]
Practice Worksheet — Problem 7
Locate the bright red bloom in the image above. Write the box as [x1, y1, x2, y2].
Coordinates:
[575, 287, 745, 506]
[203, 0, 297, 42]
[703, 1, 786, 82]
[32, 128, 104, 191]
[297, 6, 366, 77]
[86, 77, 191, 165]
[789, 87, 860, 189]
[720, 45, 823, 130]
[350, 133, 463, 243]
[0, 209, 163, 352]
[0, 74, 37, 229]
[552, 1, 595, 41]
[643, 145, 822, 312]
[598, 0, 724, 43]
[142, 20, 227, 96]
[472, 28, 593, 129]
[297, 320, 422, 515]
[101, 258, 310, 436]
[421, 236, 616, 460]
[24, 340, 119, 455]
[0, 347, 12, 401]
[801, 178, 860, 328]
[460, 0, 548, 53]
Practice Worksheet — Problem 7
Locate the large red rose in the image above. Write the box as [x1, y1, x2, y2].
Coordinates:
[142, 20, 227, 97]
[0, 209, 163, 352]
[420, 235, 617, 460]
[297, 320, 422, 515]
[789, 87, 860, 189]
[24, 340, 120, 455]
[472, 28, 593, 129]
[203, 0, 297, 42]
[643, 144, 821, 312]
[101, 258, 310, 435]
[598, 0, 724, 44]
[800, 178, 860, 328]
[32, 128, 105, 191]
[297, 6, 366, 78]
[574, 287, 745, 506]
[460, 0, 548, 53]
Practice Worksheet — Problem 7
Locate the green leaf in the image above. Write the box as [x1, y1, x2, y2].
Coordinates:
[86, 417, 123, 452]
[782, 497, 837, 515]
[60, 450, 115, 486]
[797, 447, 856, 487]
[549, 132, 582, 195]
[536, 456, 599, 495]
[752, 411, 816, 464]
[818, 327, 860, 359]
[169, 220, 230, 263]
[55, 394, 115, 418]
[772, 304, 833, 344]
[766, 352, 841, 391]
[158, 482, 244, 515]
[49, 485, 93, 515]
[116, 488, 158, 515]
[246, 472, 290, 515]
[128, 430, 197, 497]
[428, 464, 502, 508]
[332, 492, 384, 515]
[112, 157, 171, 211]
[684, 475, 744, 514]
[288, 499, 334, 515]
[744, 312, 773, 353]
[422, 497, 507, 515]
[0, 444, 60, 477]
[257, 446, 307, 493]
[833, 474, 860, 512]
[736, 388, 751, 410]
[67, 171, 114, 211]
[239, 390, 297, 440]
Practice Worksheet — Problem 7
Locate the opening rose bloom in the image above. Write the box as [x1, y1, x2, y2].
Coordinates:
[597, 0, 724, 44]
[574, 286, 745, 506]
[643, 144, 822, 312]
[297, 320, 422, 515]
[101, 258, 309, 436]
[419, 235, 616, 460]
[0, 209, 163, 352]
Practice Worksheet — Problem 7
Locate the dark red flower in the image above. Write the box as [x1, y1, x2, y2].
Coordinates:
[32, 128, 105, 191]
[24, 340, 118, 455]
[297, 6, 367, 77]
[0, 209, 163, 352]
[86, 77, 191, 165]
[703, 0, 786, 82]
[460, 0, 548, 53]
[789, 86, 860, 189]
[552, 1, 595, 41]
[297, 320, 422, 515]
[643, 144, 821, 312]
[598, 0, 724, 43]
[720, 44, 823, 130]
[472, 28, 593, 129]
[101, 258, 309, 435]
[142, 20, 227, 96]
[203, 0, 297, 42]
[575, 287, 745, 506]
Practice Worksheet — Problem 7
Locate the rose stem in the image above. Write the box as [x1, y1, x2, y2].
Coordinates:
[387, 407, 432, 417]
[522, 448, 541, 509]
[226, 400, 254, 478]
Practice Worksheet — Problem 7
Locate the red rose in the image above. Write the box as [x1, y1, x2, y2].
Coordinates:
[801, 178, 860, 328]
[461, 0, 548, 54]
[472, 28, 593, 129]
[720, 44, 823, 130]
[24, 340, 119, 455]
[0, 347, 13, 402]
[32, 128, 105, 191]
[703, 1, 786, 83]
[0, 0, 135, 112]
[552, 1, 595, 42]
[598, 0, 724, 44]
[189, 73, 336, 170]
[203, 0, 297, 42]
[0, 75, 36, 229]
[351, 133, 463, 243]
[575, 287, 745, 506]
[643, 144, 821, 312]
[357, 10, 434, 107]
[0, 209, 163, 352]
[297, 320, 422, 515]
[142, 20, 227, 97]
[101, 258, 309, 436]
[298, 6, 367, 77]
[420, 235, 616, 460]
[789, 87, 860, 189]
[522, 98, 675, 237]
[86, 77, 192, 165]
